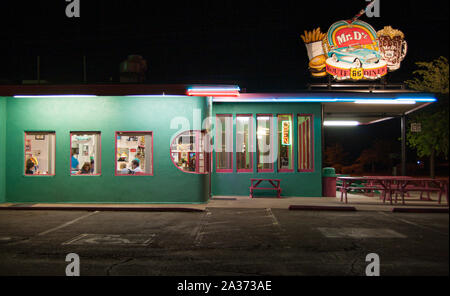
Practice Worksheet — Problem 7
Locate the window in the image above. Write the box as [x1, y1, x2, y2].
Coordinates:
[298, 115, 314, 172]
[277, 114, 293, 172]
[236, 115, 253, 172]
[115, 132, 153, 176]
[24, 132, 56, 175]
[70, 132, 101, 175]
[216, 114, 233, 172]
[170, 130, 210, 174]
[257, 115, 274, 172]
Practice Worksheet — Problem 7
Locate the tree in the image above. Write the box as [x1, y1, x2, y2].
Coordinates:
[324, 143, 348, 173]
[405, 56, 449, 94]
[405, 56, 449, 178]
[355, 139, 397, 174]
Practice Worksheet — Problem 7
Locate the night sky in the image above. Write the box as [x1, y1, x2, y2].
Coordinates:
[1, 0, 449, 164]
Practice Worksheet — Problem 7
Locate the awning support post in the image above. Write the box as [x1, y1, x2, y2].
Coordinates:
[401, 114, 406, 176]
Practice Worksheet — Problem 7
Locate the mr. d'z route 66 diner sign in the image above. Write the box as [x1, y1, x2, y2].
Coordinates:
[300, 2, 407, 81]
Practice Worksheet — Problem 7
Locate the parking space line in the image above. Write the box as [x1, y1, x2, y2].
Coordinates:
[265, 208, 279, 225]
[37, 211, 99, 236]
[377, 211, 448, 236]
[192, 210, 211, 246]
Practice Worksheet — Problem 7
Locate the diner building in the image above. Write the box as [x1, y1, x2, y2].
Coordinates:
[0, 84, 436, 204]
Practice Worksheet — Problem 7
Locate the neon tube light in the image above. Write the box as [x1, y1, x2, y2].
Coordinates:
[14, 95, 97, 98]
[324, 121, 360, 126]
[187, 87, 241, 92]
[187, 91, 240, 97]
[354, 100, 416, 104]
[396, 97, 436, 102]
[186, 86, 240, 97]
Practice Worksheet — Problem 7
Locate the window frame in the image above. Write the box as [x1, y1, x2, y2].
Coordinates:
[114, 131, 154, 176]
[24, 131, 56, 177]
[297, 114, 315, 173]
[236, 114, 254, 173]
[215, 114, 233, 173]
[69, 131, 102, 176]
[256, 114, 274, 173]
[277, 113, 294, 173]
[169, 130, 210, 175]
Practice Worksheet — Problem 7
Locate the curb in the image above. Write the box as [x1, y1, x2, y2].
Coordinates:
[288, 205, 357, 211]
[392, 207, 449, 213]
[0, 206, 205, 212]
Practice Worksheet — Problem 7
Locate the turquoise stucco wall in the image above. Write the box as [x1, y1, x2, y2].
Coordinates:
[0, 97, 6, 202]
[212, 102, 323, 197]
[5, 95, 208, 203]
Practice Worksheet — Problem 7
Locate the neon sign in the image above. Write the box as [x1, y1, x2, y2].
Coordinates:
[282, 121, 291, 146]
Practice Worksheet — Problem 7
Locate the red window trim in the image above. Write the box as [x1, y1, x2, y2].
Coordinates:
[277, 113, 294, 173]
[24, 131, 56, 176]
[215, 114, 233, 173]
[297, 114, 315, 173]
[256, 114, 274, 173]
[169, 130, 209, 175]
[69, 131, 102, 176]
[115, 131, 154, 176]
[236, 114, 254, 173]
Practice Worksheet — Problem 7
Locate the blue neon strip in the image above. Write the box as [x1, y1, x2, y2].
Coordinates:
[213, 97, 437, 103]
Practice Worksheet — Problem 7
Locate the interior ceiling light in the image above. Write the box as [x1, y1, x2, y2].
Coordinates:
[324, 121, 360, 126]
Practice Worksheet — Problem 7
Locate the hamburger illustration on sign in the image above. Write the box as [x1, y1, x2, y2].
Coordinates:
[300, 27, 328, 78]
[300, 1, 407, 80]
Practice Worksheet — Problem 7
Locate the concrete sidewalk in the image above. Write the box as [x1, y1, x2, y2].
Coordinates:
[209, 193, 449, 212]
[0, 192, 448, 212]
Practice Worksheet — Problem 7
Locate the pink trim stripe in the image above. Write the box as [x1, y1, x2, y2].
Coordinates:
[216, 114, 233, 173]
[256, 114, 274, 173]
[236, 114, 254, 173]
[24, 131, 56, 176]
[169, 130, 208, 175]
[114, 131, 154, 176]
[69, 132, 102, 176]
[298, 114, 315, 172]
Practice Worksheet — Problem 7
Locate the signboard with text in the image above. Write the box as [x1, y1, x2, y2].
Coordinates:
[300, 7, 407, 81]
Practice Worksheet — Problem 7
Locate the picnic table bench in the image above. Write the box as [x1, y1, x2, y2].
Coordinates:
[337, 176, 449, 205]
[250, 178, 281, 198]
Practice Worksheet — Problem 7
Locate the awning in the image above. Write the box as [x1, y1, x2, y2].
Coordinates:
[212, 91, 437, 125]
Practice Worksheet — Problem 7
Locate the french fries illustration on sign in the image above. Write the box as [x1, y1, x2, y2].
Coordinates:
[301, 27, 326, 44]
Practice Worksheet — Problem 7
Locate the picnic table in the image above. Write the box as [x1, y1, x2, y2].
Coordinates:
[250, 178, 281, 198]
[337, 176, 449, 205]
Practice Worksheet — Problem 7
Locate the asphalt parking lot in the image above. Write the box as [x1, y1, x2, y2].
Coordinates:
[0, 208, 448, 276]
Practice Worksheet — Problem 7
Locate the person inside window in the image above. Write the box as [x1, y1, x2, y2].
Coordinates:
[71, 152, 79, 171]
[25, 158, 35, 175]
[90, 156, 95, 173]
[77, 162, 91, 175]
[119, 162, 129, 174]
[130, 159, 142, 174]
[189, 154, 196, 171]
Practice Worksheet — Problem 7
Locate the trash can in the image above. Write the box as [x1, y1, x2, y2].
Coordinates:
[322, 167, 337, 197]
